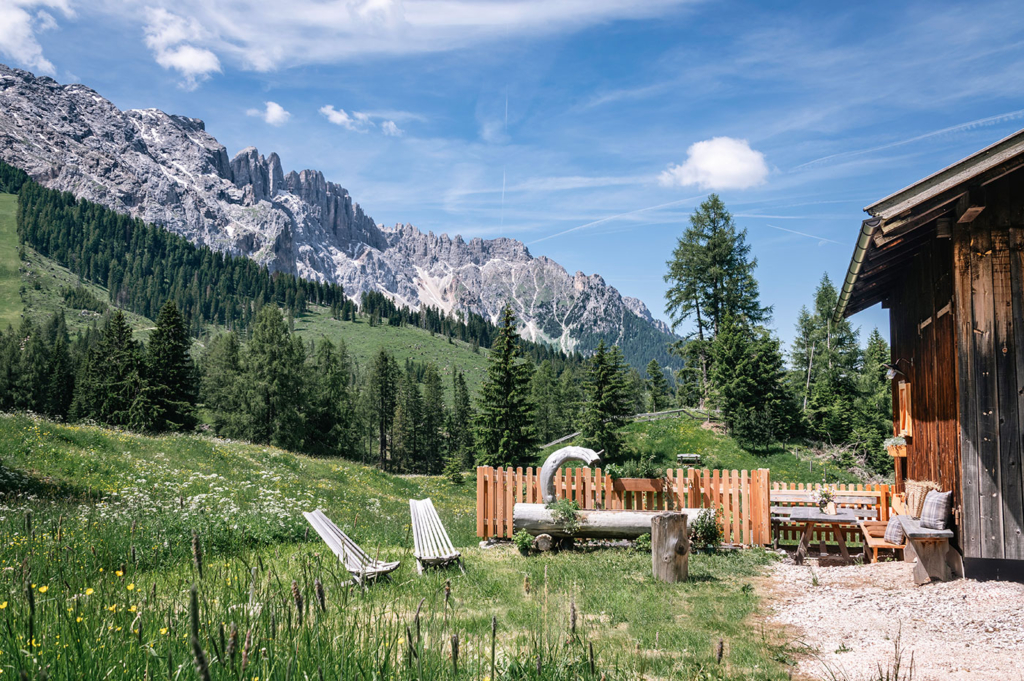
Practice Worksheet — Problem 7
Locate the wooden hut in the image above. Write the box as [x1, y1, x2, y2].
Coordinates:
[834, 129, 1024, 580]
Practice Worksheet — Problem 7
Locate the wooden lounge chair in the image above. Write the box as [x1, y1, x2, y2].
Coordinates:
[858, 520, 905, 563]
[302, 509, 400, 584]
[409, 498, 464, 574]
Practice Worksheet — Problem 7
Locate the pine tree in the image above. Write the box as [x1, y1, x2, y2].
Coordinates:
[579, 341, 633, 462]
[43, 313, 74, 419]
[393, 371, 423, 471]
[789, 273, 861, 442]
[74, 310, 153, 430]
[851, 328, 893, 473]
[368, 349, 399, 470]
[645, 358, 671, 412]
[238, 306, 306, 451]
[304, 338, 356, 458]
[709, 316, 796, 449]
[146, 300, 198, 432]
[530, 360, 564, 443]
[448, 369, 474, 469]
[664, 195, 770, 406]
[201, 333, 244, 438]
[420, 364, 446, 474]
[475, 304, 536, 467]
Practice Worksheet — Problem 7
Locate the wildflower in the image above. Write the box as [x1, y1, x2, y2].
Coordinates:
[160, 628, 169, 635]
[128, 605, 137, 613]
[85, 589, 94, 596]
[37, 586, 48, 594]
[126, 584, 134, 591]
[76, 617, 83, 623]
[107, 604, 117, 612]
[0, 602, 6, 609]
[115, 570, 123, 577]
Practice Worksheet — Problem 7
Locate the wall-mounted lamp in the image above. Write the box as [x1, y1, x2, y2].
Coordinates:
[883, 358, 911, 380]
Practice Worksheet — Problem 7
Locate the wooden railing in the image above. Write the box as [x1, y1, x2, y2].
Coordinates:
[476, 467, 771, 546]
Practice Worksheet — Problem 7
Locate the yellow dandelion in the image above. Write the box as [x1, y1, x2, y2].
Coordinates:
[128, 605, 136, 613]
[126, 583, 134, 591]
[160, 628, 168, 635]
[115, 571, 123, 577]
[37, 586, 48, 594]
[107, 604, 117, 612]
[85, 588, 94, 596]
[76, 617, 83, 623]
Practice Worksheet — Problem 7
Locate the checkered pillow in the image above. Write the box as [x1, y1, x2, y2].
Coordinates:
[883, 516, 904, 544]
[919, 490, 953, 530]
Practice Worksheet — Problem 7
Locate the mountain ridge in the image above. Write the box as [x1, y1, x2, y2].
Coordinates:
[0, 64, 677, 367]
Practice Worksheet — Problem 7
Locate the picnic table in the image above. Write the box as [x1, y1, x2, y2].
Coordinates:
[789, 507, 860, 565]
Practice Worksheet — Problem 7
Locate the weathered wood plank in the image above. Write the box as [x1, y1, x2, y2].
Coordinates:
[954, 223, 981, 557]
[995, 228, 1024, 558]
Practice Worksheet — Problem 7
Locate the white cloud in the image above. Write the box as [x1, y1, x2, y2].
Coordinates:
[246, 101, 291, 126]
[320, 105, 411, 135]
[0, 1, 73, 76]
[143, 8, 220, 89]
[658, 137, 769, 191]
[104, 0, 693, 73]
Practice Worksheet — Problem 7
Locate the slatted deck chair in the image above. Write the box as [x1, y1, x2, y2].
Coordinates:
[302, 509, 400, 584]
[409, 498, 464, 574]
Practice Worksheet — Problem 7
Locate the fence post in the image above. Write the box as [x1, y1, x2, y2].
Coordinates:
[476, 467, 485, 538]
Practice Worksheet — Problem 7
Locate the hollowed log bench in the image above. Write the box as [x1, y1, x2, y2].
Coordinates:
[896, 515, 962, 584]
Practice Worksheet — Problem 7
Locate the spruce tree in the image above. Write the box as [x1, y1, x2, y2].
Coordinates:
[147, 300, 198, 432]
[645, 358, 671, 412]
[393, 371, 423, 471]
[530, 360, 564, 444]
[579, 341, 633, 462]
[421, 364, 446, 474]
[238, 306, 306, 451]
[368, 349, 399, 470]
[304, 339, 356, 458]
[475, 304, 536, 467]
[201, 333, 244, 438]
[851, 328, 893, 473]
[75, 310, 153, 430]
[448, 369, 474, 469]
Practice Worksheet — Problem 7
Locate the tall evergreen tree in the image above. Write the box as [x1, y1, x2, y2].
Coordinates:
[530, 360, 564, 444]
[475, 304, 536, 467]
[201, 332, 244, 438]
[420, 364, 446, 474]
[304, 338, 357, 458]
[447, 369, 474, 469]
[146, 300, 198, 432]
[393, 370, 423, 471]
[74, 310, 153, 430]
[852, 328, 893, 473]
[665, 194, 770, 406]
[645, 358, 671, 412]
[238, 306, 306, 451]
[579, 341, 633, 462]
[789, 273, 861, 442]
[368, 349, 399, 470]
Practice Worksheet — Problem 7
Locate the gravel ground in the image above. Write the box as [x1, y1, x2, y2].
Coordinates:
[764, 553, 1024, 680]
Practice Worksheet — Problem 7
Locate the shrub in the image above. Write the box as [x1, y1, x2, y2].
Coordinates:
[605, 453, 664, 480]
[443, 455, 464, 484]
[633, 532, 651, 553]
[512, 529, 533, 552]
[545, 498, 582, 536]
[689, 507, 723, 551]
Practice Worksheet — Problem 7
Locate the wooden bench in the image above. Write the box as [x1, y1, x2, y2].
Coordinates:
[676, 453, 702, 466]
[896, 515, 960, 584]
[858, 520, 905, 563]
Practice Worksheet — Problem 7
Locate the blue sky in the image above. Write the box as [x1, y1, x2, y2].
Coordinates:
[4, 0, 1024, 354]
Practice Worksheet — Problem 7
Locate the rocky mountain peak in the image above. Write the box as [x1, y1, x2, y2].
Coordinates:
[0, 63, 677, 367]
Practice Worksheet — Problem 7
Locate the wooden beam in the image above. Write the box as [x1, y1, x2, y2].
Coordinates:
[956, 186, 986, 224]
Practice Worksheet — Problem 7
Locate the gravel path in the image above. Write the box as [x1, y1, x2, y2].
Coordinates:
[764, 555, 1024, 680]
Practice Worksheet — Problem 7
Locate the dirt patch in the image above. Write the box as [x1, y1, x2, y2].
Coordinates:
[763, 555, 1024, 680]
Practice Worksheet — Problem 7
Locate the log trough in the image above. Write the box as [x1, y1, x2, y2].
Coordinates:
[515, 446, 710, 539]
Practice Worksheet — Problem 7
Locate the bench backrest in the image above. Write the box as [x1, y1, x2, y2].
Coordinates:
[410, 498, 458, 560]
[303, 509, 374, 572]
[769, 487, 889, 521]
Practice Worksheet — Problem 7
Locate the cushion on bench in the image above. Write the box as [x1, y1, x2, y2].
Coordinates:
[920, 490, 953, 530]
[884, 516, 905, 544]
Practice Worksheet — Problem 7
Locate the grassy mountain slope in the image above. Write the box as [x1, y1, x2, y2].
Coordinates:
[0, 413, 793, 679]
[537, 413, 864, 484]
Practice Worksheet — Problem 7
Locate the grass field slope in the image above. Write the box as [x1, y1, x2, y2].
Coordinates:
[0, 194, 23, 329]
[0, 413, 794, 679]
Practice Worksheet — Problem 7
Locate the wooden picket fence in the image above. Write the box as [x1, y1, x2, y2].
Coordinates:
[476, 467, 771, 546]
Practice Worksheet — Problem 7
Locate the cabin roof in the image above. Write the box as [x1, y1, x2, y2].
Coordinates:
[833, 127, 1024, 322]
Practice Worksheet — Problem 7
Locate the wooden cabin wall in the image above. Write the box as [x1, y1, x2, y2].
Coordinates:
[952, 171, 1024, 562]
[889, 237, 961, 536]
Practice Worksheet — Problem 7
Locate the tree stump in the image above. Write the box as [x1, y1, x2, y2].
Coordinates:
[533, 534, 555, 552]
[651, 512, 689, 583]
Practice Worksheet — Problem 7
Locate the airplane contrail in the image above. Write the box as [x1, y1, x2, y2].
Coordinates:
[765, 223, 844, 245]
[528, 195, 704, 245]
[794, 108, 1024, 170]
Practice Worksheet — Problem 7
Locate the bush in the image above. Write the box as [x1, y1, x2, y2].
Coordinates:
[512, 529, 533, 552]
[633, 532, 651, 552]
[443, 455, 464, 484]
[689, 508, 723, 551]
[545, 498, 582, 536]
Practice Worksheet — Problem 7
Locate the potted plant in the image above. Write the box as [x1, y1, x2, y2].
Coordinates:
[813, 485, 836, 514]
[885, 436, 907, 458]
[605, 454, 666, 502]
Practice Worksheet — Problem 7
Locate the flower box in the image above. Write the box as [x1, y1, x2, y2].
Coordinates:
[887, 444, 907, 458]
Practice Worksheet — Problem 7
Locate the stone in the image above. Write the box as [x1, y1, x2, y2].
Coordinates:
[533, 534, 555, 552]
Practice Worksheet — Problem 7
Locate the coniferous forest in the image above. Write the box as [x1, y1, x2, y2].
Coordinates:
[1, 161, 893, 476]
